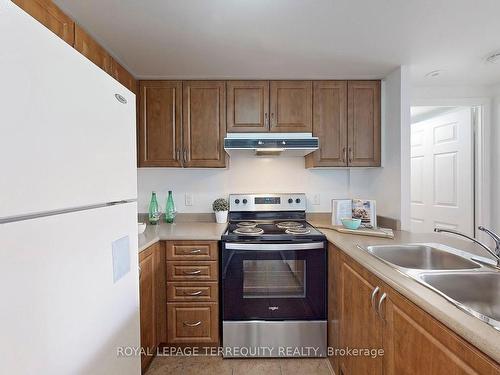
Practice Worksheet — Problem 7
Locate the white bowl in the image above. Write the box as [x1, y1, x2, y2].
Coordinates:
[138, 222, 147, 234]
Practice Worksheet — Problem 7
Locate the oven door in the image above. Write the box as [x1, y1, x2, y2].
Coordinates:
[222, 242, 326, 321]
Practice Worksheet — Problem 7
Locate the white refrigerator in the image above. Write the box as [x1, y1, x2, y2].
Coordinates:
[0, 2, 141, 374]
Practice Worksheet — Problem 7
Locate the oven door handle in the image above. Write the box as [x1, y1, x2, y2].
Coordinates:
[224, 242, 324, 251]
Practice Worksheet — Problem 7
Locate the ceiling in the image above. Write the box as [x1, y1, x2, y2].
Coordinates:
[410, 106, 458, 123]
[54, 0, 500, 85]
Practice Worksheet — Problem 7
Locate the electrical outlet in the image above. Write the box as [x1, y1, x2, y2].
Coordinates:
[185, 193, 193, 206]
[313, 194, 320, 205]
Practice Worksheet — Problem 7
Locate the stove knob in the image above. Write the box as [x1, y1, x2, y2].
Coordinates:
[295, 198, 301, 204]
[288, 198, 293, 204]
[242, 199, 248, 204]
[235, 199, 240, 204]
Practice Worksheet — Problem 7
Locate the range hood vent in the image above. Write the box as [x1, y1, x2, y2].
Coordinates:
[224, 133, 319, 157]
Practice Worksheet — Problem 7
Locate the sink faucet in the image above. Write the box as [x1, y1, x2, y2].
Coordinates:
[434, 227, 500, 267]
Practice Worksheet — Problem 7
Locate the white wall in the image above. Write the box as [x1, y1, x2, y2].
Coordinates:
[349, 66, 411, 229]
[138, 156, 350, 213]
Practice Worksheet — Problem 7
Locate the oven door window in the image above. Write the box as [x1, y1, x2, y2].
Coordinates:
[243, 260, 306, 299]
[222, 245, 326, 321]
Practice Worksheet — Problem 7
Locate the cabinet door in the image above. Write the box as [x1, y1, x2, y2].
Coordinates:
[339, 257, 384, 375]
[182, 81, 226, 167]
[74, 24, 113, 74]
[227, 81, 269, 132]
[306, 81, 348, 167]
[347, 81, 381, 166]
[139, 247, 156, 372]
[12, 0, 74, 45]
[167, 302, 219, 344]
[138, 81, 182, 167]
[270, 81, 312, 132]
[327, 244, 342, 375]
[384, 291, 500, 375]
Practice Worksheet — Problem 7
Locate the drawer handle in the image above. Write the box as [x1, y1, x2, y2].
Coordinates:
[183, 320, 202, 327]
[188, 249, 202, 254]
[183, 269, 201, 275]
[185, 290, 203, 296]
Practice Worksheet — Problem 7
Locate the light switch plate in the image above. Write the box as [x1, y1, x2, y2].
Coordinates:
[112, 236, 130, 283]
[185, 193, 193, 206]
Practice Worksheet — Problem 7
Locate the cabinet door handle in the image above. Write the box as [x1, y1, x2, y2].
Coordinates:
[183, 320, 202, 327]
[370, 286, 380, 311]
[183, 269, 201, 275]
[176, 149, 180, 161]
[377, 292, 387, 321]
[341, 147, 346, 163]
[348, 146, 353, 164]
[183, 149, 188, 163]
[185, 290, 203, 296]
[138, 266, 142, 279]
[264, 113, 269, 128]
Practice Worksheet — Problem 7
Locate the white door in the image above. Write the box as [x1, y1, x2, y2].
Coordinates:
[410, 108, 474, 236]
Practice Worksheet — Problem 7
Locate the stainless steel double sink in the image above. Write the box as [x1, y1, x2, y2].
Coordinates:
[359, 243, 500, 330]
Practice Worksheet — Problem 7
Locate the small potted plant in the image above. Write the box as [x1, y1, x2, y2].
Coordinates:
[213, 197, 229, 224]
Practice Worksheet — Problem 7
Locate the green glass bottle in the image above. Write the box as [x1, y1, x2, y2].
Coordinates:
[165, 190, 176, 223]
[148, 192, 160, 225]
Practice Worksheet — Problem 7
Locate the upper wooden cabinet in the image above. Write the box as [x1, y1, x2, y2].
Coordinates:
[12, 0, 75, 45]
[347, 81, 381, 167]
[307, 80, 381, 168]
[183, 81, 227, 168]
[306, 81, 348, 167]
[270, 81, 312, 132]
[138, 81, 182, 167]
[227, 81, 270, 132]
[74, 25, 114, 74]
[112, 60, 137, 93]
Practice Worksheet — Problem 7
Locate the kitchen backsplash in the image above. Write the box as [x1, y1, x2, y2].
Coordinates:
[137, 155, 353, 213]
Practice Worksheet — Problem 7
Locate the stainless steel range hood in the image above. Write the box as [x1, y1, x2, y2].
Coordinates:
[224, 133, 319, 157]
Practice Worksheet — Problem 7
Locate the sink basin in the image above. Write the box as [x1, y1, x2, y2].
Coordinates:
[419, 272, 500, 327]
[365, 244, 481, 270]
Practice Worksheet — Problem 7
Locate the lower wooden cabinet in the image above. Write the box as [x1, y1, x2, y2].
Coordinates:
[165, 240, 220, 346]
[329, 244, 500, 375]
[167, 302, 219, 344]
[139, 242, 166, 373]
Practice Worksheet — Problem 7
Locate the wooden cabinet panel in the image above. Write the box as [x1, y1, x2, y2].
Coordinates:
[112, 60, 136, 93]
[327, 244, 342, 375]
[13, 0, 74, 45]
[385, 290, 500, 375]
[270, 81, 312, 132]
[139, 245, 156, 372]
[227, 81, 269, 132]
[74, 24, 113, 74]
[166, 261, 218, 281]
[166, 240, 218, 261]
[167, 302, 219, 344]
[306, 81, 348, 167]
[347, 81, 381, 167]
[182, 81, 226, 167]
[167, 282, 218, 302]
[339, 256, 384, 375]
[138, 81, 182, 167]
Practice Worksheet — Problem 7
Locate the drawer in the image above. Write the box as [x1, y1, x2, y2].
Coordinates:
[166, 261, 218, 281]
[167, 302, 219, 344]
[167, 282, 218, 302]
[166, 241, 218, 261]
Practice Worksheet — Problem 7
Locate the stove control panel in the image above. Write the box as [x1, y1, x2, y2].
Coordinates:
[229, 193, 307, 212]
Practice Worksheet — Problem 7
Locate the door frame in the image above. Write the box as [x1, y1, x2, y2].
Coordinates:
[410, 98, 491, 240]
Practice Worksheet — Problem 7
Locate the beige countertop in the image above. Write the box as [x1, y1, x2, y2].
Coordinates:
[137, 215, 499, 362]
[308, 219, 500, 363]
[138, 221, 227, 252]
